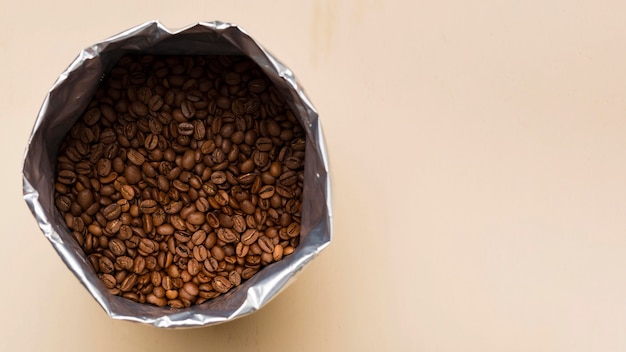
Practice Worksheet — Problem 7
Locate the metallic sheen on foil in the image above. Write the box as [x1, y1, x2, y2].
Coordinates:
[22, 21, 332, 328]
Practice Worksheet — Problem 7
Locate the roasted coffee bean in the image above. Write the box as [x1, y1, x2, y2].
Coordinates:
[217, 228, 239, 243]
[211, 275, 232, 293]
[120, 185, 135, 200]
[258, 236, 275, 253]
[58, 170, 77, 185]
[287, 222, 301, 238]
[126, 149, 145, 166]
[139, 238, 158, 254]
[241, 229, 259, 246]
[109, 238, 126, 256]
[139, 199, 158, 214]
[102, 203, 121, 220]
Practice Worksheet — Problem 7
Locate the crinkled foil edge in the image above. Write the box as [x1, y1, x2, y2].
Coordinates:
[22, 21, 332, 328]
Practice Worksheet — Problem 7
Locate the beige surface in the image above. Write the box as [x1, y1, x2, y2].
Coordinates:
[3, 0, 626, 350]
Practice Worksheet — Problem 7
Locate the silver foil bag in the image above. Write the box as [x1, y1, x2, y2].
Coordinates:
[22, 21, 332, 328]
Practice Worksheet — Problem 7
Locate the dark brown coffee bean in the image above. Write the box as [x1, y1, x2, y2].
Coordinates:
[255, 137, 273, 152]
[195, 197, 210, 212]
[58, 170, 77, 185]
[178, 122, 194, 136]
[126, 149, 145, 166]
[83, 108, 101, 126]
[181, 101, 196, 119]
[148, 95, 164, 111]
[124, 165, 142, 185]
[275, 185, 295, 198]
[76, 189, 93, 209]
[144, 134, 159, 150]
[130, 101, 148, 117]
[248, 78, 267, 93]
[284, 157, 302, 170]
[278, 170, 297, 186]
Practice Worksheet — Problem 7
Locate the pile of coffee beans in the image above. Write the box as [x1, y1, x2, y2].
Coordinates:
[54, 54, 304, 308]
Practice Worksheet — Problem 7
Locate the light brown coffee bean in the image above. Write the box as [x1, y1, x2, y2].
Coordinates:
[211, 275, 232, 293]
[105, 219, 122, 234]
[272, 244, 284, 261]
[108, 238, 126, 256]
[287, 222, 301, 238]
[187, 212, 205, 226]
[241, 229, 259, 246]
[102, 203, 121, 220]
[101, 273, 116, 289]
[139, 199, 158, 214]
[120, 185, 135, 200]
[258, 236, 275, 253]
[119, 273, 138, 293]
[258, 185, 275, 199]
[217, 228, 239, 243]
[139, 238, 158, 254]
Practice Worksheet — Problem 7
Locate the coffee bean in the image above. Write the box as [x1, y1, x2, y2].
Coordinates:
[124, 165, 142, 184]
[101, 273, 116, 289]
[83, 108, 101, 126]
[109, 238, 126, 256]
[120, 274, 138, 292]
[287, 222, 301, 238]
[272, 244, 284, 261]
[248, 78, 267, 93]
[58, 170, 77, 185]
[258, 236, 275, 253]
[138, 238, 158, 254]
[211, 275, 232, 293]
[120, 185, 135, 200]
[241, 229, 259, 246]
[138, 199, 158, 214]
[126, 149, 145, 166]
[102, 203, 121, 220]
[258, 185, 275, 199]
[217, 228, 239, 243]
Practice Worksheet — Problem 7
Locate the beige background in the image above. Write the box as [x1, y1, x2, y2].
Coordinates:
[3, 0, 626, 350]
